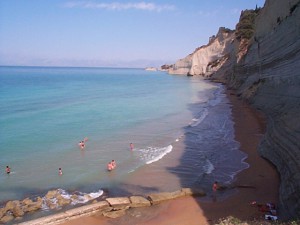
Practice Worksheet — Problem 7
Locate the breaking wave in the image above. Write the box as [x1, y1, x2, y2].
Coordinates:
[138, 145, 173, 165]
[41, 189, 103, 211]
[190, 108, 209, 127]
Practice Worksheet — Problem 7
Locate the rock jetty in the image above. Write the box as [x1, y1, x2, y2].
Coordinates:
[0, 188, 205, 224]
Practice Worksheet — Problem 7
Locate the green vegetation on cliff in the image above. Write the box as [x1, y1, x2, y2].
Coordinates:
[235, 8, 261, 40]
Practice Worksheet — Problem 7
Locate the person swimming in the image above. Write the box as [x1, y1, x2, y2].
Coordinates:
[6, 166, 11, 174]
[58, 168, 63, 176]
[111, 160, 116, 169]
[130, 143, 134, 151]
[78, 137, 88, 149]
[78, 141, 84, 149]
[107, 162, 113, 171]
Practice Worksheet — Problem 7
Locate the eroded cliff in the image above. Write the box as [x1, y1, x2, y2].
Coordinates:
[227, 0, 300, 219]
[166, 0, 300, 219]
[168, 27, 235, 76]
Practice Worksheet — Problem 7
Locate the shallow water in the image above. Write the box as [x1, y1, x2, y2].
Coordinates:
[0, 66, 247, 207]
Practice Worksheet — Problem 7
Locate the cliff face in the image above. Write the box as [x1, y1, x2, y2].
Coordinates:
[228, 0, 300, 219]
[168, 27, 235, 76]
[167, 0, 300, 219]
[168, 54, 192, 75]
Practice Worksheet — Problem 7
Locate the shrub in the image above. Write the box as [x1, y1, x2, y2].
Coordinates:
[235, 9, 261, 40]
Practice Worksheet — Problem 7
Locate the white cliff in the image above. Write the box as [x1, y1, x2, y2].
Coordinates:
[168, 27, 235, 76]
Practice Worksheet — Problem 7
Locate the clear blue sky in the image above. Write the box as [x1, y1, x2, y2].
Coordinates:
[0, 0, 265, 68]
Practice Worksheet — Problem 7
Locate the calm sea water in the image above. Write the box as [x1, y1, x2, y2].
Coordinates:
[0, 66, 248, 207]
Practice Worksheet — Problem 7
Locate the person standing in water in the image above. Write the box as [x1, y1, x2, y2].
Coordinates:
[212, 181, 219, 192]
[130, 143, 134, 151]
[111, 160, 116, 169]
[78, 141, 85, 149]
[212, 181, 219, 202]
[78, 137, 88, 150]
[6, 166, 11, 174]
[107, 162, 113, 171]
[58, 168, 63, 176]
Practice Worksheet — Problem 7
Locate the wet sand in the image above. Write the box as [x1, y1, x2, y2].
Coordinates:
[61, 90, 279, 225]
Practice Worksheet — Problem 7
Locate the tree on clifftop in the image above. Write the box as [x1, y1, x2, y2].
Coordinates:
[235, 8, 261, 40]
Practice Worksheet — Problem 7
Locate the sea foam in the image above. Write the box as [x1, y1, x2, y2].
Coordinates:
[190, 108, 209, 127]
[41, 189, 104, 211]
[138, 145, 173, 165]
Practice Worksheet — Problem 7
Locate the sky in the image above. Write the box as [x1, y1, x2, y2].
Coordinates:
[0, 0, 265, 68]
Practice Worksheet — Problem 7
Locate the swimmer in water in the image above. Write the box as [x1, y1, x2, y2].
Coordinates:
[6, 166, 11, 174]
[107, 162, 113, 171]
[78, 141, 85, 149]
[78, 137, 88, 149]
[130, 143, 134, 151]
[58, 168, 63, 176]
[111, 160, 116, 169]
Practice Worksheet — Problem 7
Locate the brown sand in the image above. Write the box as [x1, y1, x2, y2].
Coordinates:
[61, 90, 279, 225]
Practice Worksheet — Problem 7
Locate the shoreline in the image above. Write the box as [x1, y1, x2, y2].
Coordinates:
[58, 89, 280, 225]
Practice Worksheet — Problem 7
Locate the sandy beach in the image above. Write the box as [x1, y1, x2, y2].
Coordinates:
[61, 90, 280, 225]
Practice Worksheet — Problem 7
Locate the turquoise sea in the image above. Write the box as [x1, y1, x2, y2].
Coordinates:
[0, 66, 248, 210]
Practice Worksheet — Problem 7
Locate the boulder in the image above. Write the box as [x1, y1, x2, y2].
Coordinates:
[48, 202, 57, 210]
[23, 197, 43, 213]
[129, 196, 151, 208]
[105, 197, 131, 210]
[4, 200, 16, 212]
[35, 197, 43, 207]
[57, 198, 71, 207]
[56, 194, 71, 207]
[22, 198, 33, 206]
[12, 203, 24, 217]
[45, 190, 58, 199]
[71, 194, 78, 201]
[0, 208, 5, 219]
[0, 214, 14, 223]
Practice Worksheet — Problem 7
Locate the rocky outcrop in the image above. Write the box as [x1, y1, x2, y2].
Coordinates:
[145, 67, 158, 71]
[17, 188, 206, 225]
[0, 198, 43, 224]
[168, 27, 235, 76]
[0, 189, 104, 224]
